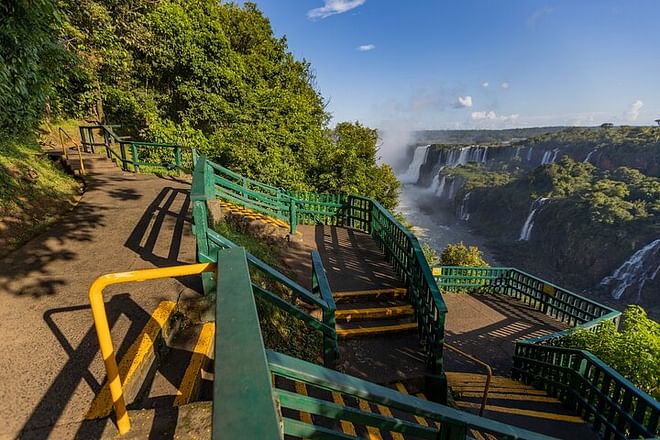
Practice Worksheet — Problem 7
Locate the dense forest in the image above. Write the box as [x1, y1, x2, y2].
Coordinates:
[1, 0, 399, 208]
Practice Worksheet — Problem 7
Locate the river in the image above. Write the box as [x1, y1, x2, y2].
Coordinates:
[398, 183, 500, 265]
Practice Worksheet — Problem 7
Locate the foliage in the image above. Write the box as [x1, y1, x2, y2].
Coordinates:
[213, 219, 322, 363]
[422, 243, 439, 267]
[530, 157, 660, 225]
[315, 122, 399, 209]
[0, 0, 71, 133]
[0, 131, 81, 253]
[54, 0, 398, 205]
[440, 242, 489, 267]
[563, 306, 660, 399]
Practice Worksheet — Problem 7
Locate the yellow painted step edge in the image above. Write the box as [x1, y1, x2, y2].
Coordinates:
[173, 322, 215, 407]
[85, 300, 176, 419]
[331, 392, 357, 436]
[458, 392, 559, 403]
[337, 322, 417, 337]
[455, 401, 585, 423]
[333, 288, 407, 299]
[335, 305, 414, 320]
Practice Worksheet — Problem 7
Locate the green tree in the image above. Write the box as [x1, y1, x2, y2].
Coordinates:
[0, 0, 69, 133]
[440, 242, 489, 267]
[316, 122, 400, 209]
[563, 306, 659, 399]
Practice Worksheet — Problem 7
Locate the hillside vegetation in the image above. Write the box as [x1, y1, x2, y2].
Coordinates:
[1, 0, 398, 209]
[0, 133, 81, 256]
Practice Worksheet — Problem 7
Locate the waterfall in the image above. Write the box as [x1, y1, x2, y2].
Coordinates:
[541, 148, 560, 165]
[584, 149, 596, 163]
[438, 145, 490, 169]
[518, 198, 549, 241]
[526, 147, 534, 162]
[599, 239, 660, 300]
[457, 191, 472, 221]
[400, 145, 430, 184]
[514, 146, 522, 159]
[550, 148, 560, 163]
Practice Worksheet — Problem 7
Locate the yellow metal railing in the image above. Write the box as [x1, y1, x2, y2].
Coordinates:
[445, 343, 492, 416]
[58, 127, 86, 175]
[88, 262, 216, 434]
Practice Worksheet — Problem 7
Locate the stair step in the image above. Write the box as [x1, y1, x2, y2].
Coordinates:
[335, 305, 414, 322]
[333, 287, 407, 303]
[336, 321, 417, 338]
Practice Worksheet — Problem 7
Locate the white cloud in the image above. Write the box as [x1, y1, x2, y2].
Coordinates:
[501, 81, 510, 89]
[627, 99, 644, 121]
[456, 96, 473, 108]
[357, 44, 375, 52]
[471, 111, 519, 122]
[307, 0, 366, 20]
[471, 111, 496, 120]
[481, 82, 489, 88]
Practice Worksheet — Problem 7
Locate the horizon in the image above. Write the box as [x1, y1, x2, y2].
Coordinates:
[242, 0, 660, 131]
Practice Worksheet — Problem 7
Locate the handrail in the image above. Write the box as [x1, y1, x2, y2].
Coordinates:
[445, 343, 492, 416]
[214, 247, 281, 439]
[431, 265, 660, 439]
[88, 262, 216, 434]
[79, 124, 190, 174]
[353, 195, 448, 392]
[58, 128, 85, 175]
[267, 350, 557, 440]
[311, 250, 338, 368]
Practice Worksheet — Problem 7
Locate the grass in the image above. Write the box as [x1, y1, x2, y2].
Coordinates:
[213, 219, 323, 364]
[0, 127, 82, 256]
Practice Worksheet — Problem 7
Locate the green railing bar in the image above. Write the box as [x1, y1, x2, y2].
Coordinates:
[251, 284, 335, 337]
[206, 229, 328, 309]
[282, 418, 356, 440]
[311, 250, 338, 368]
[267, 351, 557, 440]
[213, 247, 281, 440]
[276, 389, 437, 439]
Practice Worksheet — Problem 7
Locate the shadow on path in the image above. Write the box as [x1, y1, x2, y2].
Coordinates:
[20, 295, 152, 439]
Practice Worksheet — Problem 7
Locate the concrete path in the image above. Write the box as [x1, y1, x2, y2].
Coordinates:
[0, 170, 197, 439]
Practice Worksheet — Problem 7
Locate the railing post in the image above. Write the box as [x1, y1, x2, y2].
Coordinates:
[289, 198, 297, 234]
[119, 142, 128, 171]
[130, 143, 140, 173]
[175, 147, 182, 175]
[102, 128, 112, 159]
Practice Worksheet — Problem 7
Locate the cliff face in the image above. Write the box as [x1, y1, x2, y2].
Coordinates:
[402, 127, 660, 317]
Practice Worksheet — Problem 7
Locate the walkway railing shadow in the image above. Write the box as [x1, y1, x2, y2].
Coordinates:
[19, 294, 152, 439]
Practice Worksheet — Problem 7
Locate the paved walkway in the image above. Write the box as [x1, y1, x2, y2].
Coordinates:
[0, 170, 197, 439]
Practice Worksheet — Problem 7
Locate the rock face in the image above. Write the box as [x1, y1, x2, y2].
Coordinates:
[400, 128, 660, 318]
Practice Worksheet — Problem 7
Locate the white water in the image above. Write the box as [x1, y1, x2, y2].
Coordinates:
[526, 147, 534, 162]
[541, 148, 560, 165]
[400, 145, 430, 184]
[514, 146, 522, 159]
[457, 191, 472, 221]
[439, 145, 489, 168]
[398, 184, 499, 264]
[518, 198, 549, 241]
[584, 149, 596, 163]
[599, 239, 660, 300]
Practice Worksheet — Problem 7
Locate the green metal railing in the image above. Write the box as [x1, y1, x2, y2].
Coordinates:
[191, 155, 338, 368]
[197, 156, 448, 400]
[79, 125, 190, 174]
[268, 350, 556, 440]
[212, 247, 555, 440]
[345, 195, 449, 398]
[434, 265, 659, 439]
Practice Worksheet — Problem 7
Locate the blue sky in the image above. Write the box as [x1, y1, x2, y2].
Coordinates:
[243, 0, 659, 130]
